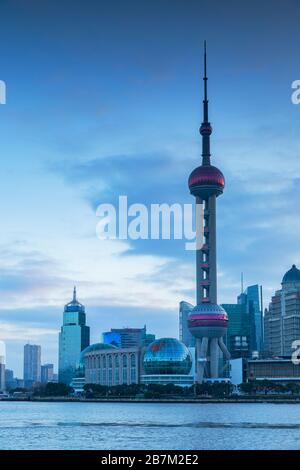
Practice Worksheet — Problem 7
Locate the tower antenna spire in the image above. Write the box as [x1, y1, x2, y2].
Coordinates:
[200, 40, 212, 165]
[73, 285, 77, 302]
[203, 40, 208, 121]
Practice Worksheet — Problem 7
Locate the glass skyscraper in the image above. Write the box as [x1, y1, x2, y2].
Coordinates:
[58, 287, 90, 385]
[221, 284, 263, 358]
[221, 303, 251, 358]
[238, 284, 263, 352]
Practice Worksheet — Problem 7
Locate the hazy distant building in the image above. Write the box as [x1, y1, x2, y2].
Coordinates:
[103, 326, 154, 349]
[41, 364, 54, 384]
[179, 301, 195, 347]
[264, 265, 300, 357]
[23, 344, 41, 385]
[5, 369, 15, 390]
[59, 287, 90, 385]
[0, 341, 5, 391]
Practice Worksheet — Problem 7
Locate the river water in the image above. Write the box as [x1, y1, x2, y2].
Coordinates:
[0, 401, 300, 449]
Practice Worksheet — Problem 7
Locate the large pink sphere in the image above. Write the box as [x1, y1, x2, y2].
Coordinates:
[188, 303, 228, 338]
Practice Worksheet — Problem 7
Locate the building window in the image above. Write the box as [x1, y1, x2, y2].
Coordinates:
[131, 354, 136, 367]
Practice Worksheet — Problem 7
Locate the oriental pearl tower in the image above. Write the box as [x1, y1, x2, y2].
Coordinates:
[187, 42, 230, 383]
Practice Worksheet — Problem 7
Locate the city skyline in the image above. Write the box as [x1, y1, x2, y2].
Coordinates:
[1, 0, 300, 376]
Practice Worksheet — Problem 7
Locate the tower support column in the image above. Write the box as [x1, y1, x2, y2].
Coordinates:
[208, 195, 217, 304]
[196, 337, 208, 383]
[210, 337, 219, 378]
[196, 196, 204, 304]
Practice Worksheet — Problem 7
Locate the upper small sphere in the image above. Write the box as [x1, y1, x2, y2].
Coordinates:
[282, 264, 300, 284]
[188, 165, 225, 198]
[200, 123, 212, 136]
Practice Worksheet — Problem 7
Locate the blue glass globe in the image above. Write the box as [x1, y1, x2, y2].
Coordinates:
[143, 338, 192, 375]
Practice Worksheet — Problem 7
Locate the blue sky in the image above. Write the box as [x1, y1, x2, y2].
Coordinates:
[0, 0, 300, 375]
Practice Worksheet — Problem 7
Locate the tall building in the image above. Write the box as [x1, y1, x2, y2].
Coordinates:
[186, 43, 230, 383]
[5, 369, 15, 390]
[264, 265, 300, 357]
[0, 341, 5, 391]
[103, 326, 154, 349]
[221, 303, 251, 358]
[59, 287, 90, 385]
[41, 363, 54, 384]
[238, 284, 263, 352]
[179, 301, 195, 347]
[23, 344, 41, 385]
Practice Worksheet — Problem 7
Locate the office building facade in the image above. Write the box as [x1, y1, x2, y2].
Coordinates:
[264, 265, 300, 357]
[5, 369, 15, 390]
[59, 287, 90, 385]
[221, 303, 251, 358]
[23, 344, 41, 385]
[41, 363, 54, 384]
[238, 284, 263, 352]
[103, 326, 154, 349]
[85, 346, 140, 386]
[0, 341, 5, 391]
[247, 358, 300, 382]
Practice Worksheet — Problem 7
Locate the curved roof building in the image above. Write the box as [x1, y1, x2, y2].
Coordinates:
[76, 342, 118, 376]
[282, 264, 300, 286]
[143, 338, 192, 375]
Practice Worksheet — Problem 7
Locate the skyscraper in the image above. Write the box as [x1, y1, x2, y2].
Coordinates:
[23, 344, 41, 385]
[187, 43, 230, 383]
[41, 364, 54, 384]
[221, 283, 263, 358]
[59, 287, 90, 384]
[179, 301, 195, 347]
[5, 369, 15, 390]
[238, 284, 263, 352]
[264, 265, 300, 357]
[0, 341, 5, 391]
[221, 303, 251, 358]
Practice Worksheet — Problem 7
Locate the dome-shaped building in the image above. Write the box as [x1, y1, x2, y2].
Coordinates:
[71, 343, 118, 393]
[141, 338, 194, 387]
[282, 264, 300, 287]
[76, 343, 118, 377]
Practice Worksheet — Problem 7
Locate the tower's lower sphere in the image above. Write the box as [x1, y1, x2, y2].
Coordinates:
[188, 304, 228, 338]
